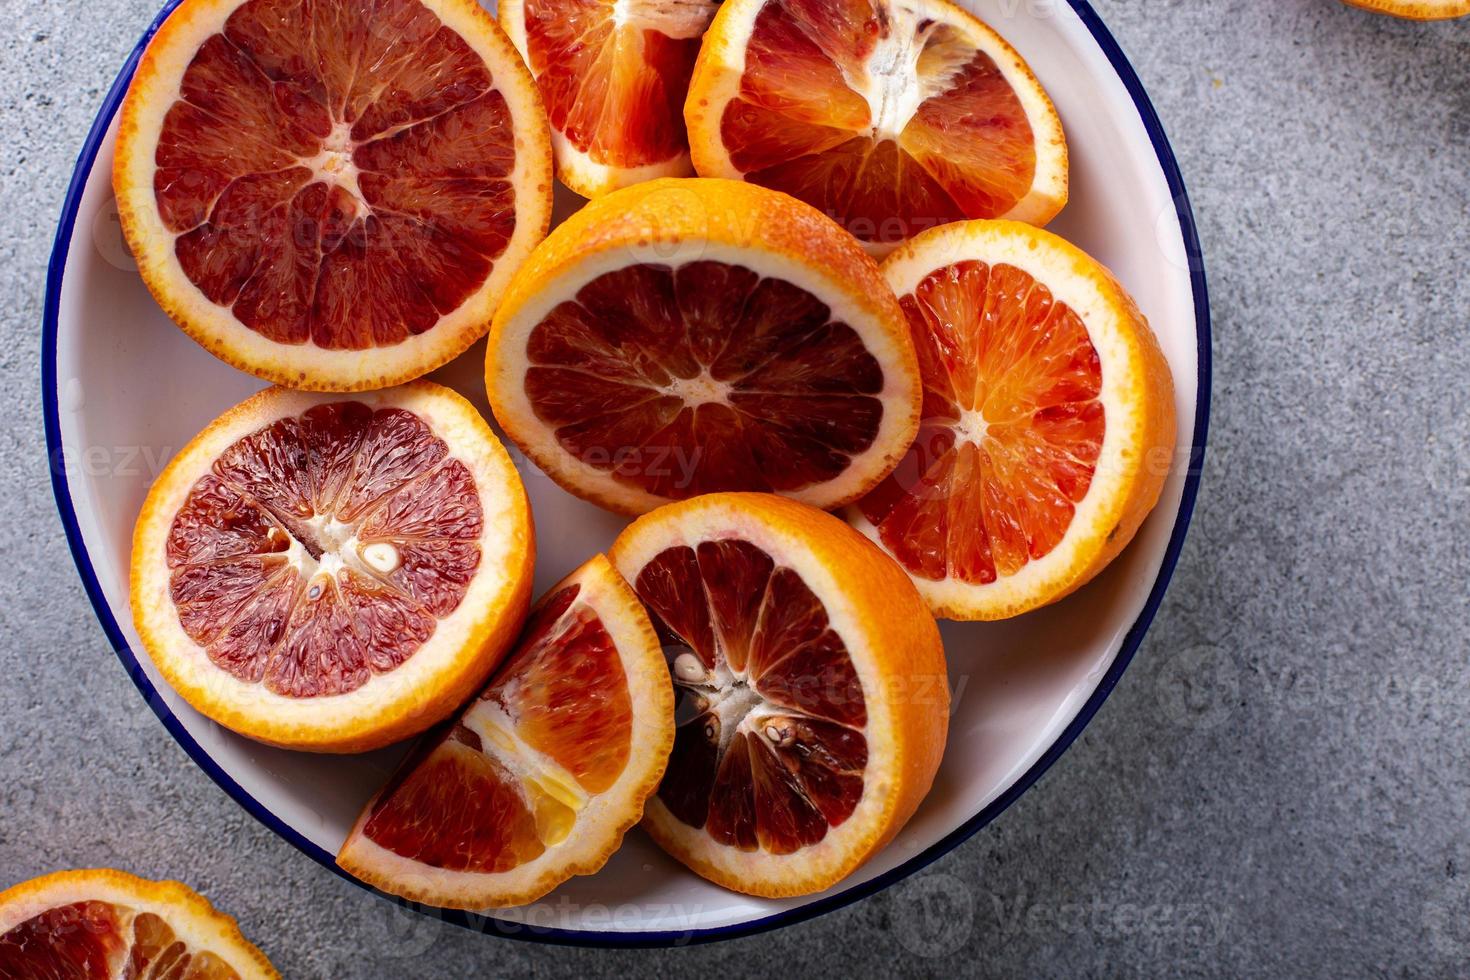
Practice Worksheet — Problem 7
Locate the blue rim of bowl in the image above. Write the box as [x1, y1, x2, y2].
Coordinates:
[43, 0, 1210, 950]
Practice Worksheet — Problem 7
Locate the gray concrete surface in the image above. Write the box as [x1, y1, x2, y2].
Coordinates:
[2, 0, 1468, 976]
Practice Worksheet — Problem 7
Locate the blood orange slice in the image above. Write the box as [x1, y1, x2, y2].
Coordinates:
[130, 381, 534, 752]
[337, 554, 673, 908]
[610, 493, 947, 898]
[685, 0, 1067, 251]
[1340, 0, 1469, 17]
[500, 0, 720, 197]
[486, 177, 922, 515]
[848, 219, 1177, 621]
[0, 869, 276, 979]
[113, 0, 553, 391]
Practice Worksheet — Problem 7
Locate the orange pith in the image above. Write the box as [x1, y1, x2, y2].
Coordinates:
[166, 402, 481, 697]
[337, 555, 675, 909]
[507, 0, 719, 190]
[0, 871, 277, 980]
[686, 0, 1067, 248]
[115, 0, 553, 390]
[857, 259, 1104, 584]
[1339, 0, 1470, 18]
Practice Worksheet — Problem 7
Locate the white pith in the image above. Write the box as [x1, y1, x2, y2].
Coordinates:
[614, 0, 717, 37]
[840, 0, 973, 141]
[298, 121, 366, 220]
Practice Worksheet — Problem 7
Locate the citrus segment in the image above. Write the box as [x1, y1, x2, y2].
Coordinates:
[0, 870, 277, 980]
[501, 0, 719, 196]
[131, 382, 534, 752]
[115, 0, 553, 390]
[610, 493, 947, 897]
[337, 555, 674, 909]
[487, 178, 921, 515]
[849, 219, 1176, 620]
[685, 0, 1067, 250]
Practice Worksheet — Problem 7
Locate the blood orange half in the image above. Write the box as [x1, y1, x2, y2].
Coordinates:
[486, 177, 922, 515]
[114, 0, 553, 391]
[130, 382, 534, 752]
[0, 869, 277, 979]
[610, 493, 948, 898]
[500, 0, 720, 197]
[685, 0, 1067, 251]
[337, 554, 673, 909]
[849, 220, 1177, 620]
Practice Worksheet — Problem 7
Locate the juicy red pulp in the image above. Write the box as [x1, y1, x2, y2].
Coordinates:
[167, 402, 483, 698]
[155, 0, 518, 349]
[0, 902, 240, 979]
[857, 260, 1105, 582]
[636, 539, 867, 855]
[524, 260, 886, 500]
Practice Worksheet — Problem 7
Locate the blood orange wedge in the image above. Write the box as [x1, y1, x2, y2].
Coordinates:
[500, 0, 720, 197]
[113, 0, 554, 392]
[486, 177, 922, 515]
[609, 493, 948, 898]
[848, 220, 1177, 621]
[0, 869, 277, 979]
[1340, 0, 1469, 17]
[130, 381, 534, 753]
[684, 0, 1067, 252]
[337, 554, 674, 908]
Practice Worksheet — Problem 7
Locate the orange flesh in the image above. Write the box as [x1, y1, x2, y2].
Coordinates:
[524, 260, 886, 499]
[0, 902, 239, 979]
[634, 540, 868, 855]
[166, 402, 482, 697]
[155, 0, 518, 348]
[857, 260, 1104, 582]
[718, 0, 1037, 244]
[361, 583, 634, 872]
[521, 0, 716, 169]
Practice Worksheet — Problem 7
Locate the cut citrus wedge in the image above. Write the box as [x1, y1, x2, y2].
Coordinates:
[0, 869, 277, 979]
[1340, 0, 1469, 17]
[130, 381, 534, 752]
[500, 0, 720, 197]
[685, 0, 1067, 251]
[486, 177, 922, 515]
[609, 493, 947, 898]
[337, 554, 673, 909]
[848, 220, 1176, 621]
[114, 0, 553, 391]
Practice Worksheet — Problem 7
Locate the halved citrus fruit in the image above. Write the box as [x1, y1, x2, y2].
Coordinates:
[486, 177, 922, 515]
[1340, 0, 1469, 18]
[684, 0, 1067, 251]
[0, 869, 277, 979]
[848, 219, 1177, 621]
[130, 381, 534, 752]
[500, 0, 720, 197]
[609, 493, 947, 897]
[337, 554, 673, 908]
[114, 0, 554, 391]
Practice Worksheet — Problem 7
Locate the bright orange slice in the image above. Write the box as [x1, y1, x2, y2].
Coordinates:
[130, 381, 534, 752]
[114, 0, 553, 391]
[337, 555, 673, 909]
[1340, 0, 1469, 17]
[0, 869, 276, 979]
[610, 493, 948, 898]
[848, 220, 1176, 621]
[500, 0, 720, 197]
[486, 177, 922, 515]
[685, 0, 1067, 251]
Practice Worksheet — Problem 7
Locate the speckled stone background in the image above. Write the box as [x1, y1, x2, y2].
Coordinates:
[3, 0, 1468, 975]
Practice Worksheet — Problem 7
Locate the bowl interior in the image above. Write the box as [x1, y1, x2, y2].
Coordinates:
[49, 0, 1202, 939]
